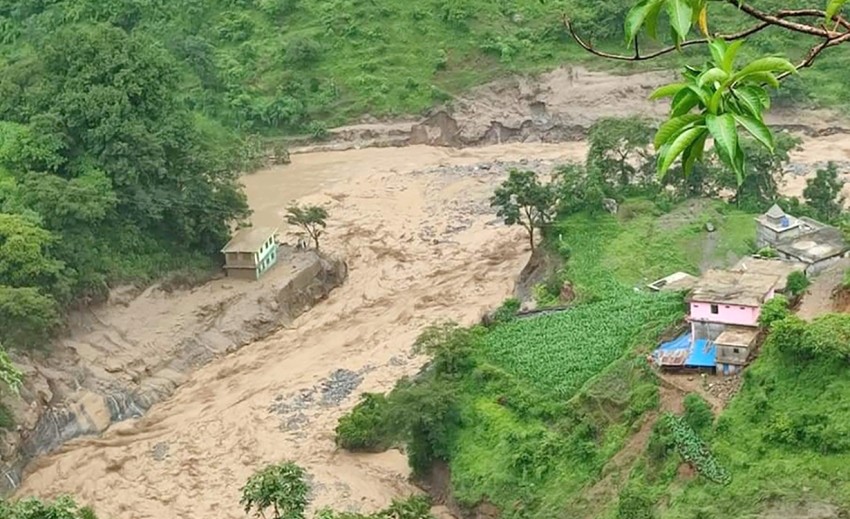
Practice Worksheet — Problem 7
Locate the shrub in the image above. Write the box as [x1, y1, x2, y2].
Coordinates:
[0, 401, 14, 429]
[490, 297, 520, 324]
[284, 37, 322, 66]
[0, 286, 61, 349]
[756, 246, 778, 258]
[683, 394, 714, 434]
[240, 462, 308, 519]
[647, 417, 675, 463]
[335, 393, 394, 451]
[759, 295, 790, 329]
[617, 484, 654, 519]
[786, 271, 809, 297]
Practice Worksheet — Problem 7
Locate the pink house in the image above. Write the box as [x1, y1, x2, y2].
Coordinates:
[688, 270, 779, 326]
[688, 269, 781, 373]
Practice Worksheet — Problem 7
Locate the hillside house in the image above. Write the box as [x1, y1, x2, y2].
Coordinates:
[755, 205, 848, 275]
[221, 227, 279, 280]
[688, 269, 780, 375]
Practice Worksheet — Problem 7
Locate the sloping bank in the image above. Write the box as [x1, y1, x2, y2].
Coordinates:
[0, 249, 347, 493]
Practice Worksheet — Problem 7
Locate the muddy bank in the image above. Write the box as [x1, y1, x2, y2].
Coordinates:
[294, 67, 849, 153]
[1, 250, 346, 493]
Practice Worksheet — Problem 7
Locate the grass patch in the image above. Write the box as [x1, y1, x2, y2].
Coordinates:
[662, 337, 850, 518]
[553, 199, 757, 300]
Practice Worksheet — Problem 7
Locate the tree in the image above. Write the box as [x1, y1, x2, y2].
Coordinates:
[804, 162, 846, 224]
[241, 462, 308, 519]
[586, 117, 655, 191]
[285, 205, 329, 251]
[759, 295, 791, 329]
[567, 0, 850, 183]
[491, 169, 557, 251]
[0, 343, 22, 396]
[0, 285, 61, 349]
[0, 496, 98, 519]
[786, 271, 811, 298]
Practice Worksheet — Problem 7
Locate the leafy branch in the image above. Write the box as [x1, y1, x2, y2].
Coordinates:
[567, 0, 850, 185]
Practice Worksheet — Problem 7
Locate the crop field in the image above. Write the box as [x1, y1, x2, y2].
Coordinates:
[483, 292, 684, 398]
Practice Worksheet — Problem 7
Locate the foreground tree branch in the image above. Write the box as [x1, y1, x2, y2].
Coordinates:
[566, 4, 850, 65]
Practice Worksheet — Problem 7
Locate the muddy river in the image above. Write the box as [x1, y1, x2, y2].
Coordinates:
[15, 143, 588, 518]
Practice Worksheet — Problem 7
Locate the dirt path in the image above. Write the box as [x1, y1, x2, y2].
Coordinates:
[798, 258, 850, 320]
[14, 144, 591, 519]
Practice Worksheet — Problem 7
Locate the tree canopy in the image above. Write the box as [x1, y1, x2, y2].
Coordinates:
[0, 23, 248, 348]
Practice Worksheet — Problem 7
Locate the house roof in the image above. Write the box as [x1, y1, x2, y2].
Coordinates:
[715, 326, 759, 348]
[221, 227, 278, 253]
[689, 269, 780, 307]
[731, 257, 806, 292]
[775, 225, 848, 264]
[765, 204, 785, 219]
[647, 271, 699, 292]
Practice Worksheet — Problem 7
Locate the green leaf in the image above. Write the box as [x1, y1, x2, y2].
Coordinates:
[733, 140, 746, 185]
[698, 67, 729, 87]
[686, 84, 710, 106]
[644, 0, 666, 39]
[736, 57, 797, 79]
[667, 0, 694, 41]
[742, 71, 780, 89]
[671, 89, 701, 116]
[732, 86, 766, 117]
[732, 113, 774, 151]
[658, 126, 707, 177]
[650, 82, 687, 100]
[705, 113, 738, 173]
[826, 0, 848, 21]
[654, 114, 704, 149]
[708, 40, 727, 67]
[721, 40, 745, 73]
[681, 130, 708, 177]
[624, 0, 653, 44]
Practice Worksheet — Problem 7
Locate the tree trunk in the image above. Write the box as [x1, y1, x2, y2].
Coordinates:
[312, 233, 320, 251]
[528, 226, 535, 251]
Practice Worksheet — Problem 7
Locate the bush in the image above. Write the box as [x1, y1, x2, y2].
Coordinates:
[0, 286, 61, 349]
[756, 246, 778, 258]
[759, 295, 790, 329]
[0, 401, 14, 429]
[284, 37, 322, 66]
[490, 297, 520, 324]
[647, 417, 675, 463]
[786, 271, 810, 297]
[335, 393, 394, 451]
[617, 484, 654, 519]
[240, 462, 308, 519]
[683, 394, 714, 434]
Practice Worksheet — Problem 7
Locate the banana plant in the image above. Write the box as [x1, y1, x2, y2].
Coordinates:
[651, 40, 795, 184]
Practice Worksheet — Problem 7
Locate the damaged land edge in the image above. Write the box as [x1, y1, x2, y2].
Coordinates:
[283, 110, 850, 154]
[0, 254, 349, 496]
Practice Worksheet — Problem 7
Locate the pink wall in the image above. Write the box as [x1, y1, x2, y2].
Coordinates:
[689, 301, 761, 326]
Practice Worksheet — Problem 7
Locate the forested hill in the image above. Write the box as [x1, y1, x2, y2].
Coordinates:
[0, 0, 849, 350]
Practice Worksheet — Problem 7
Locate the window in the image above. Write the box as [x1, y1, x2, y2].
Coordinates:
[710, 304, 719, 314]
[733, 348, 740, 354]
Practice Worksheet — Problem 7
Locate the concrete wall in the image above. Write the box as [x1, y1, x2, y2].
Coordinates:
[690, 301, 761, 326]
[805, 254, 845, 277]
[716, 344, 749, 365]
[691, 321, 726, 343]
[718, 363, 744, 376]
[225, 251, 257, 268]
[756, 221, 801, 249]
[225, 267, 258, 280]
